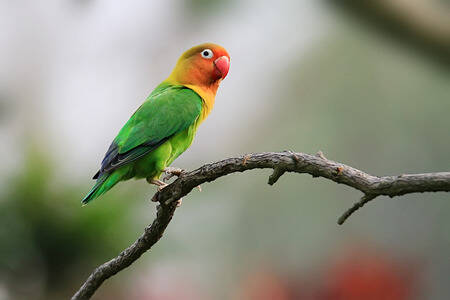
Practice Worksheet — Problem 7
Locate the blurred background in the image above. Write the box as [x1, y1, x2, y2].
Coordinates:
[0, 0, 449, 299]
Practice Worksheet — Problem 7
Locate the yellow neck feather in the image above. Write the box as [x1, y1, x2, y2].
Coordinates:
[183, 84, 217, 122]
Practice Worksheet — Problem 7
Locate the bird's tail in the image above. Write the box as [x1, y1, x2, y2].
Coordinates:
[81, 172, 121, 205]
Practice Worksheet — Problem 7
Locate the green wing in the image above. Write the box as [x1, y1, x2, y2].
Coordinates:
[93, 84, 202, 178]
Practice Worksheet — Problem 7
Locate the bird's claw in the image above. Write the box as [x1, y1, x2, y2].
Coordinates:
[147, 178, 167, 187]
[147, 178, 169, 202]
[163, 167, 186, 182]
[151, 168, 199, 205]
[242, 154, 252, 165]
[157, 184, 168, 192]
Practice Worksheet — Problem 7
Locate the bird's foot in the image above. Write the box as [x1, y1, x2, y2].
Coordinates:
[163, 167, 186, 182]
[163, 167, 201, 191]
[148, 178, 182, 206]
[148, 178, 169, 203]
[147, 178, 168, 191]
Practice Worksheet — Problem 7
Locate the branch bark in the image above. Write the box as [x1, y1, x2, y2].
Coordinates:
[72, 151, 450, 299]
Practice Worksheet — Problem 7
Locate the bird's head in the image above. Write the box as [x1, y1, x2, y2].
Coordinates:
[168, 43, 230, 88]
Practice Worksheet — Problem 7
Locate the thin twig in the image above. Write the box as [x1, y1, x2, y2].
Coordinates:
[338, 194, 377, 225]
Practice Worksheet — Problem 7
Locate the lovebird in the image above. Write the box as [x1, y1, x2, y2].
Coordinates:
[82, 43, 230, 205]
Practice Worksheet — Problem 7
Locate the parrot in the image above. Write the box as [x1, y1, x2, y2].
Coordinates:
[82, 43, 230, 205]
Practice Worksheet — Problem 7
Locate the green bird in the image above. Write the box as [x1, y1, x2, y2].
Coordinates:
[82, 43, 230, 205]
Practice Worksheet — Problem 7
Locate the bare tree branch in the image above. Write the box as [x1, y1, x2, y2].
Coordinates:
[72, 151, 450, 300]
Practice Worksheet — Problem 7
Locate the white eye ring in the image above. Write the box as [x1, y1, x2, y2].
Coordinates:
[201, 49, 214, 59]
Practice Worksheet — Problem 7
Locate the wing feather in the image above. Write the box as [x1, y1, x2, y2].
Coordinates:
[93, 85, 202, 178]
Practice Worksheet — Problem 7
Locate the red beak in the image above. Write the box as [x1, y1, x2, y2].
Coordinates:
[214, 56, 230, 80]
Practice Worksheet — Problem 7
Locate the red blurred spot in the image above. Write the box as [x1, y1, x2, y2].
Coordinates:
[318, 246, 419, 300]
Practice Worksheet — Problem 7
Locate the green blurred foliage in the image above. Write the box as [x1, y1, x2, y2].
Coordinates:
[0, 144, 136, 299]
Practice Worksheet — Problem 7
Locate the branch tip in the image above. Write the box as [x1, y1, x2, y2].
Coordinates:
[268, 167, 286, 185]
[338, 194, 377, 225]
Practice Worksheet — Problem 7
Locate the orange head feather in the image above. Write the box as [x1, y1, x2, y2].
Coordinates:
[167, 43, 230, 91]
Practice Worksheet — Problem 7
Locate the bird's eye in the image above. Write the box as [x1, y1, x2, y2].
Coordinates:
[201, 49, 214, 59]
